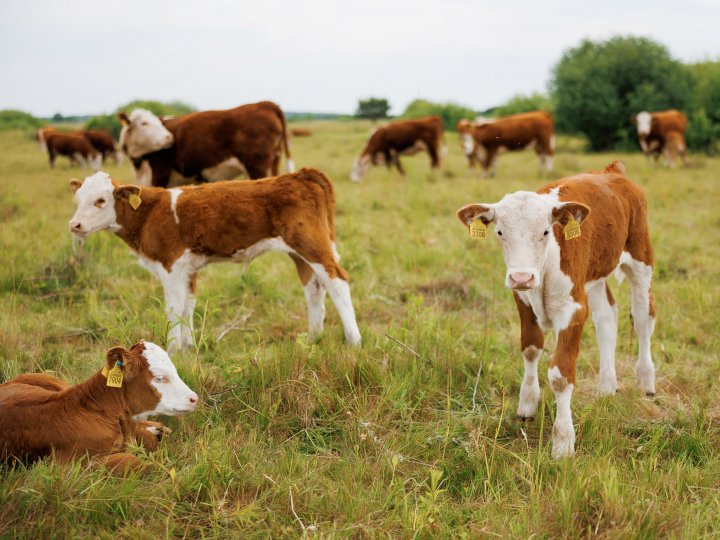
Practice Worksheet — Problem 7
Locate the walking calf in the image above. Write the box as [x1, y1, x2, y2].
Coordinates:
[0, 341, 197, 474]
[456, 161, 656, 458]
[68, 168, 362, 351]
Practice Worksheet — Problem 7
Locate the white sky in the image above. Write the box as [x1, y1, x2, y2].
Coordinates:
[1, 0, 718, 117]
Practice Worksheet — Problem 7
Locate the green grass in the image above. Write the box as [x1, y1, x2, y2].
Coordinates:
[1, 123, 719, 538]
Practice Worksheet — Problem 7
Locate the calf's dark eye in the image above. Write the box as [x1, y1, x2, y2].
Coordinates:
[543, 230, 549, 236]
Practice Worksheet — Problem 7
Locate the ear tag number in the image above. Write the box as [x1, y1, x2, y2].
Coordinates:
[129, 193, 142, 210]
[469, 220, 486, 240]
[564, 218, 582, 240]
[106, 361, 124, 388]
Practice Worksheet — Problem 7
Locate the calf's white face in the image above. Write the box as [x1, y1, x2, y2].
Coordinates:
[119, 109, 174, 158]
[351, 155, 372, 181]
[635, 111, 652, 136]
[68, 172, 119, 237]
[136, 341, 198, 419]
[456, 190, 590, 290]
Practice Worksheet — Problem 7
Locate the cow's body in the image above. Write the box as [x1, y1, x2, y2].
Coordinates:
[119, 101, 294, 187]
[68, 169, 361, 351]
[45, 132, 101, 171]
[461, 111, 554, 176]
[351, 116, 445, 181]
[83, 129, 119, 164]
[291, 128, 313, 137]
[457, 161, 655, 458]
[36, 126, 56, 151]
[0, 342, 197, 473]
[633, 109, 687, 167]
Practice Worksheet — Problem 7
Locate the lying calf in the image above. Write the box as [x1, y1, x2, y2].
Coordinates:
[456, 161, 656, 458]
[0, 341, 198, 473]
[68, 168, 362, 351]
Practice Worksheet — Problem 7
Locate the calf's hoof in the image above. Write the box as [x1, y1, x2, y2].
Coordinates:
[551, 421, 575, 460]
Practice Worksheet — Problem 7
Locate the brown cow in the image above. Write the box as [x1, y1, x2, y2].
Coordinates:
[456, 161, 656, 458]
[45, 132, 101, 170]
[456, 117, 494, 168]
[291, 127, 313, 137]
[0, 341, 198, 474]
[118, 101, 294, 187]
[351, 116, 445, 181]
[68, 169, 362, 351]
[461, 111, 555, 177]
[83, 129, 119, 164]
[36, 126, 56, 151]
[632, 109, 687, 167]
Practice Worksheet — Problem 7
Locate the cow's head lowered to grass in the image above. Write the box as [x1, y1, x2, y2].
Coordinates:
[118, 109, 174, 158]
[68, 172, 140, 237]
[456, 191, 590, 290]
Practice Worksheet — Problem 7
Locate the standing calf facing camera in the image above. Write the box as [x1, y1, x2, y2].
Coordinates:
[0, 341, 198, 474]
[456, 161, 656, 459]
[68, 168, 362, 351]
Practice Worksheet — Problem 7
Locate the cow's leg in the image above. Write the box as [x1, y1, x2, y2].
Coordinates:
[514, 293, 545, 420]
[587, 279, 618, 395]
[548, 304, 587, 459]
[159, 270, 191, 352]
[180, 274, 197, 349]
[621, 257, 656, 396]
[48, 149, 56, 168]
[484, 148, 499, 178]
[290, 254, 326, 339]
[427, 144, 440, 169]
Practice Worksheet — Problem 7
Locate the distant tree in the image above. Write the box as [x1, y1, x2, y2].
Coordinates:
[402, 99, 476, 130]
[551, 36, 693, 151]
[355, 98, 390, 120]
[492, 92, 553, 117]
[52, 113, 64, 122]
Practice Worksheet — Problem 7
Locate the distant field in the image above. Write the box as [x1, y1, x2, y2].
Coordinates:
[0, 122, 719, 538]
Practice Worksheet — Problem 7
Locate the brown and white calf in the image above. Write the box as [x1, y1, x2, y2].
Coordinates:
[45, 132, 102, 171]
[461, 111, 555, 177]
[457, 161, 656, 458]
[118, 101, 294, 187]
[351, 116, 445, 181]
[632, 109, 687, 167]
[68, 169, 361, 351]
[0, 341, 197, 473]
[83, 129, 119, 164]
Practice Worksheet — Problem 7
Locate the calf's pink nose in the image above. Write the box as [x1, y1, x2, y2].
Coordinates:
[510, 272, 533, 285]
[70, 221, 82, 232]
[189, 393, 198, 405]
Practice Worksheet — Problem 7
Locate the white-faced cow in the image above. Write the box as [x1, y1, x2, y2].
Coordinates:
[68, 169, 361, 351]
[632, 109, 687, 168]
[0, 341, 198, 474]
[460, 111, 555, 177]
[351, 116, 445, 181]
[118, 101, 294, 187]
[456, 161, 656, 458]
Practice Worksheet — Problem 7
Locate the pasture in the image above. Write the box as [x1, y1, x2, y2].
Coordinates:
[0, 122, 719, 538]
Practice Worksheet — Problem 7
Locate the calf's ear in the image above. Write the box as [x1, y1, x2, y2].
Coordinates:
[68, 178, 82, 193]
[456, 204, 495, 226]
[106, 345, 142, 382]
[115, 185, 141, 201]
[552, 202, 591, 225]
[117, 112, 130, 126]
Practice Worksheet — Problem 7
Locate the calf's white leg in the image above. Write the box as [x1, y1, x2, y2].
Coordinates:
[518, 345, 542, 419]
[622, 256, 656, 395]
[586, 279, 618, 395]
[308, 263, 361, 346]
[304, 275, 327, 339]
[549, 366, 575, 459]
[158, 270, 190, 353]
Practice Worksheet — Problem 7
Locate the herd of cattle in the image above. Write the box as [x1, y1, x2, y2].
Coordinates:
[1, 100, 679, 472]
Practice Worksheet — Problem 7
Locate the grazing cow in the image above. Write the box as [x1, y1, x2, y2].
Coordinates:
[632, 109, 687, 167]
[351, 116, 445, 181]
[83, 129, 119, 164]
[118, 101, 294, 187]
[461, 111, 555, 177]
[456, 117, 495, 168]
[45, 132, 101, 171]
[291, 127, 313, 137]
[456, 161, 656, 458]
[36, 126, 56, 151]
[0, 341, 198, 474]
[68, 169, 362, 351]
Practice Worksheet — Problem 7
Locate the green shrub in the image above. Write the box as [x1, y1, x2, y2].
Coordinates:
[84, 100, 197, 141]
[551, 36, 693, 151]
[686, 110, 720, 154]
[492, 92, 553, 117]
[0, 110, 41, 132]
[402, 99, 477, 131]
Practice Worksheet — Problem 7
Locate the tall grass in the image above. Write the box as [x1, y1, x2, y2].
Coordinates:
[0, 123, 719, 538]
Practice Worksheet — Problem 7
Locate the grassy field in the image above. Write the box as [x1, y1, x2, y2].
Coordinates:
[0, 122, 719, 539]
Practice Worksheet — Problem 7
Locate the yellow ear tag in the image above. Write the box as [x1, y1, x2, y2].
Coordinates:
[129, 193, 142, 210]
[564, 218, 582, 240]
[101, 365, 109, 377]
[106, 362, 124, 388]
[469, 220, 487, 240]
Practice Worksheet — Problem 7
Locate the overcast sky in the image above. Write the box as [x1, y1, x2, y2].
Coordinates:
[1, 0, 718, 117]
